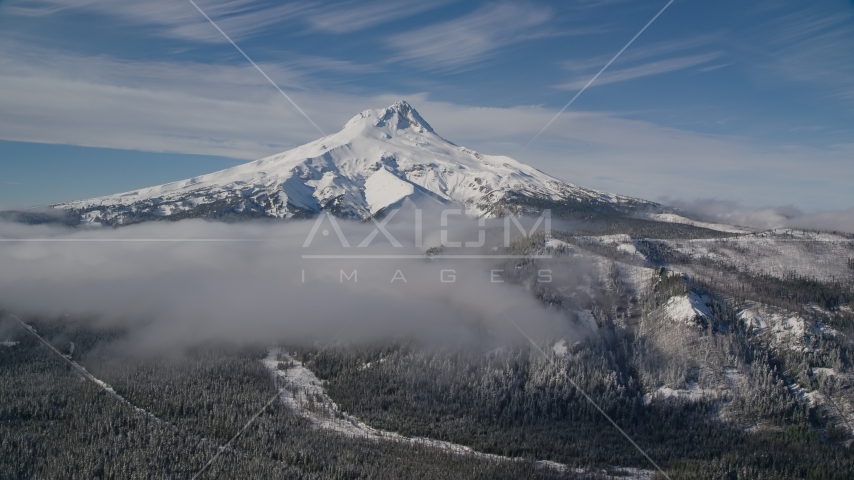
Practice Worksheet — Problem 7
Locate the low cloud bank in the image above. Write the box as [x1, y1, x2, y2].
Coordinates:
[0, 214, 578, 354]
[664, 198, 854, 234]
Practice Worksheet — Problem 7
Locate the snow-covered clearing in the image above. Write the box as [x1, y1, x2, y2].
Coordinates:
[262, 348, 653, 478]
[567, 236, 650, 264]
[264, 348, 509, 453]
[738, 302, 839, 352]
[643, 381, 717, 405]
[545, 238, 571, 250]
[664, 293, 712, 327]
[647, 213, 752, 234]
[663, 230, 854, 281]
[583, 252, 655, 296]
[263, 348, 523, 456]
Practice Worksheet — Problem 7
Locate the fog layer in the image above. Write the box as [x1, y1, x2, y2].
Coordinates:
[665, 198, 854, 234]
[0, 214, 573, 353]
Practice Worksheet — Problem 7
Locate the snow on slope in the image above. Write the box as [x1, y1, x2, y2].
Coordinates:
[643, 381, 717, 404]
[665, 292, 712, 326]
[576, 234, 649, 263]
[262, 347, 525, 453]
[648, 213, 753, 234]
[738, 301, 840, 352]
[662, 229, 854, 281]
[262, 348, 653, 478]
[545, 238, 571, 250]
[263, 348, 500, 446]
[55, 101, 651, 224]
[363, 167, 416, 214]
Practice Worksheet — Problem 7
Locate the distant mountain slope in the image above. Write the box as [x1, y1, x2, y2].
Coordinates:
[53, 101, 656, 226]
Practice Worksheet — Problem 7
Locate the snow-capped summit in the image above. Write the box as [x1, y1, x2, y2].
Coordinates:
[55, 101, 653, 225]
[346, 100, 435, 134]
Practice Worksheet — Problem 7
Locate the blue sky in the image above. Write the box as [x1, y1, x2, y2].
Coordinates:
[0, 0, 852, 212]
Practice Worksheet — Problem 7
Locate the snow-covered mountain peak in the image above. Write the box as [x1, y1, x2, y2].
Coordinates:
[344, 100, 435, 135]
[54, 101, 654, 225]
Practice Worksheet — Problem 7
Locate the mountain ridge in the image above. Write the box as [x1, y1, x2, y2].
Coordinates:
[53, 101, 656, 226]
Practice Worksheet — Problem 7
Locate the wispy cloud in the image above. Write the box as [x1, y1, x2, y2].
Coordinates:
[558, 52, 721, 90]
[285, 55, 381, 76]
[1, 41, 851, 210]
[167, 1, 316, 42]
[570, 0, 633, 8]
[305, 0, 453, 34]
[697, 63, 731, 73]
[558, 33, 723, 72]
[387, 3, 558, 71]
[760, 4, 854, 104]
[0, 43, 352, 158]
[2, 0, 84, 17]
[555, 33, 724, 90]
[2, 0, 314, 43]
[3, 0, 453, 40]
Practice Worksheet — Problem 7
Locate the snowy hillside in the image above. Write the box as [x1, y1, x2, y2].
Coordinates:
[661, 229, 854, 281]
[53, 101, 653, 225]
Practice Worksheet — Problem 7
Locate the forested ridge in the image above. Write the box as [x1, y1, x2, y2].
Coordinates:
[305, 231, 854, 478]
[0, 320, 574, 479]
[2, 227, 854, 478]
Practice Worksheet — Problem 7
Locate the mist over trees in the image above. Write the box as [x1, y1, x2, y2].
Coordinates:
[1, 219, 853, 478]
